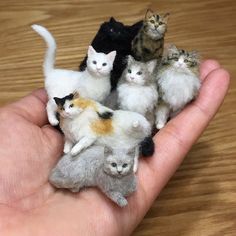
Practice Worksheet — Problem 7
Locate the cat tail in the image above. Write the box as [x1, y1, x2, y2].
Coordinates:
[139, 136, 155, 157]
[31, 24, 56, 77]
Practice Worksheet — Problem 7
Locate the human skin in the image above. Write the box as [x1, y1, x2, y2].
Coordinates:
[0, 60, 230, 235]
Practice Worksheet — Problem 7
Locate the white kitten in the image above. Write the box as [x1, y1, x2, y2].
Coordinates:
[31, 24, 116, 126]
[155, 45, 201, 129]
[117, 55, 158, 126]
[54, 93, 152, 171]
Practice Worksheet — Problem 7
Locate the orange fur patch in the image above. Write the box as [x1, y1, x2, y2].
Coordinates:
[91, 119, 113, 135]
[73, 98, 97, 111]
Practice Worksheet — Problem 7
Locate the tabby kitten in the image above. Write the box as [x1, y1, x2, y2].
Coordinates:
[132, 9, 170, 63]
[155, 45, 201, 129]
[49, 146, 137, 207]
[117, 55, 158, 126]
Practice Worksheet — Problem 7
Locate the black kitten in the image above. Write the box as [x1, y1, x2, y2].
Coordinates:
[79, 17, 143, 90]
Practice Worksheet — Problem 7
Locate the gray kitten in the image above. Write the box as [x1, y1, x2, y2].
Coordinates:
[155, 45, 201, 129]
[49, 146, 137, 207]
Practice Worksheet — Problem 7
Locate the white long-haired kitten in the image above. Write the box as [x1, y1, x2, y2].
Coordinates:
[155, 45, 201, 129]
[54, 92, 151, 171]
[117, 55, 158, 126]
[31, 24, 116, 126]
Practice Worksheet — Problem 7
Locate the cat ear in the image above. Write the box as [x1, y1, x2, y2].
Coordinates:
[109, 17, 116, 23]
[147, 60, 157, 74]
[162, 13, 170, 23]
[73, 91, 80, 99]
[127, 147, 136, 156]
[54, 97, 62, 106]
[145, 9, 154, 19]
[127, 55, 134, 65]
[166, 44, 178, 54]
[107, 50, 116, 63]
[88, 46, 96, 58]
[104, 146, 113, 156]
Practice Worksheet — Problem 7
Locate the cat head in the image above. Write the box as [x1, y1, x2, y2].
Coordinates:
[163, 45, 200, 71]
[101, 17, 136, 41]
[143, 9, 170, 40]
[53, 92, 82, 119]
[86, 46, 116, 77]
[103, 147, 135, 177]
[124, 55, 156, 85]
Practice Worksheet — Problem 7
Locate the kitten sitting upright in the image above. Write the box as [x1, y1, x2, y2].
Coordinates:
[79, 17, 143, 89]
[49, 146, 137, 207]
[32, 24, 116, 126]
[132, 9, 170, 63]
[117, 55, 158, 126]
[155, 45, 201, 129]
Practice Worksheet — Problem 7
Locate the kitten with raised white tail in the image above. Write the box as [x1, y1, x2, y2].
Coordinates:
[31, 24, 116, 126]
[155, 45, 201, 129]
[117, 55, 158, 126]
[54, 92, 152, 171]
[49, 145, 137, 207]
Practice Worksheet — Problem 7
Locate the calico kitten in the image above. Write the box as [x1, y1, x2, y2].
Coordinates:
[49, 146, 137, 207]
[54, 92, 151, 164]
[117, 55, 158, 126]
[32, 24, 116, 126]
[132, 9, 170, 63]
[155, 45, 201, 129]
[79, 17, 143, 89]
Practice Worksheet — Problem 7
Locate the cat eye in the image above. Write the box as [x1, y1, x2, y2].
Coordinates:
[159, 22, 163, 25]
[184, 59, 188, 63]
[92, 61, 97, 64]
[69, 104, 74, 108]
[137, 71, 142, 75]
[128, 69, 132, 73]
[150, 20, 155, 24]
[110, 28, 114, 32]
[102, 63, 107, 66]
[111, 163, 117, 167]
[173, 57, 178, 61]
[122, 164, 128, 168]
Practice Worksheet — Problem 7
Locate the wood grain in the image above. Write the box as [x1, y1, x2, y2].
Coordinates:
[0, 0, 236, 235]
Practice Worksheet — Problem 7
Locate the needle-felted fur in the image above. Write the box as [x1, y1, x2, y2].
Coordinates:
[155, 45, 201, 129]
[79, 17, 143, 90]
[49, 146, 137, 207]
[32, 24, 116, 126]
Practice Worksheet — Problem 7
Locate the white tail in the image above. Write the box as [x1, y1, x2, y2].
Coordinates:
[31, 24, 56, 76]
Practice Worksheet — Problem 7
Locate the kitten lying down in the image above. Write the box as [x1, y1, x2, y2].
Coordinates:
[50, 146, 137, 207]
[54, 92, 154, 172]
[32, 24, 116, 126]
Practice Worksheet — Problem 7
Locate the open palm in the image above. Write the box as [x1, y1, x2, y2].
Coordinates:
[0, 60, 229, 235]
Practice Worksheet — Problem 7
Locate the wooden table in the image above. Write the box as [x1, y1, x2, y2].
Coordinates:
[0, 0, 235, 235]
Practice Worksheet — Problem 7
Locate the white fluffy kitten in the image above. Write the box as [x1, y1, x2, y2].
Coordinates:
[155, 45, 201, 129]
[117, 55, 158, 125]
[54, 93, 151, 171]
[32, 24, 116, 126]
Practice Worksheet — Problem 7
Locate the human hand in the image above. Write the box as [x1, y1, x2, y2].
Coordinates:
[0, 60, 230, 235]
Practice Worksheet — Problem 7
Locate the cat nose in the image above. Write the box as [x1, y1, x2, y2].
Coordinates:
[118, 170, 122, 174]
[97, 67, 102, 71]
[130, 77, 135, 80]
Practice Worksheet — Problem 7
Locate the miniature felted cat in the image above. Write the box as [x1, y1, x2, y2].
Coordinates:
[132, 9, 170, 63]
[32, 24, 116, 126]
[117, 55, 158, 126]
[155, 45, 201, 129]
[49, 145, 137, 207]
[54, 92, 153, 171]
[79, 17, 143, 89]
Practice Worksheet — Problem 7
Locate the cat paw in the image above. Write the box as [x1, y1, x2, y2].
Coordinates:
[64, 144, 72, 154]
[117, 197, 128, 207]
[49, 117, 59, 126]
[156, 122, 165, 130]
[70, 147, 80, 156]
